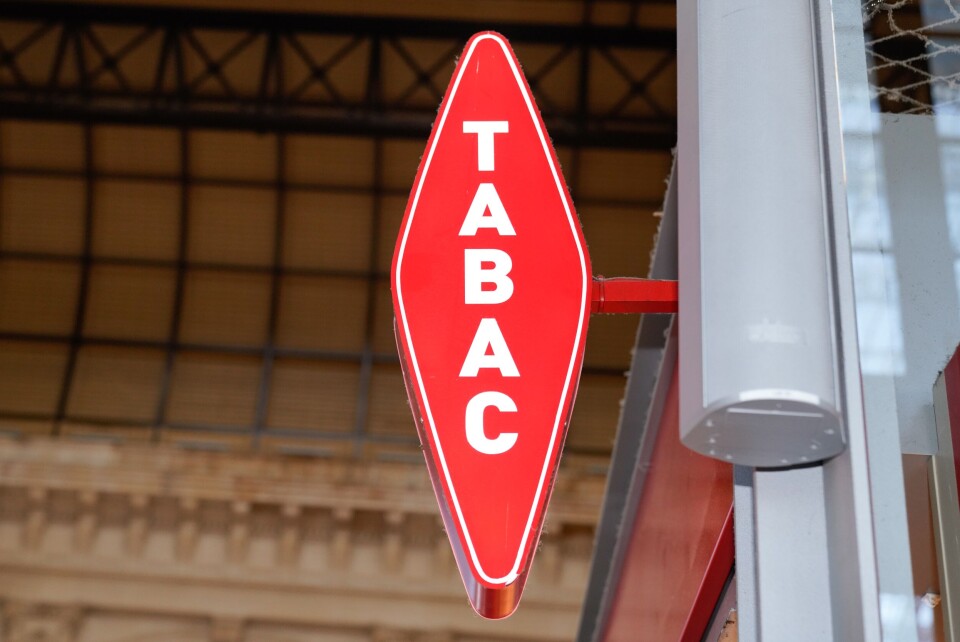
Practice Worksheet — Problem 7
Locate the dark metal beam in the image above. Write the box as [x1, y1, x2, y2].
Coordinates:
[0, 2, 676, 49]
[0, 2, 677, 150]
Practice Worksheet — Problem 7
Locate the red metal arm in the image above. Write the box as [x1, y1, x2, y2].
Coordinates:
[591, 276, 678, 314]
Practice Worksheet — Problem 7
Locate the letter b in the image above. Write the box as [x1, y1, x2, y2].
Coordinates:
[465, 249, 514, 304]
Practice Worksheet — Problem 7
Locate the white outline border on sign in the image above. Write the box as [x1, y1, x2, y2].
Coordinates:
[394, 33, 589, 586]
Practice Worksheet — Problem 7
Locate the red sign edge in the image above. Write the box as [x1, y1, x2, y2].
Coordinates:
[390, 30, 592, 610]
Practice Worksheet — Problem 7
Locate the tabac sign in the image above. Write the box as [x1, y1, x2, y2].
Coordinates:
[391, 32, 591, 618]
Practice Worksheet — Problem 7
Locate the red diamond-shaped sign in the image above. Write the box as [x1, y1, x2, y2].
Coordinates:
[391, 32, 591, 619]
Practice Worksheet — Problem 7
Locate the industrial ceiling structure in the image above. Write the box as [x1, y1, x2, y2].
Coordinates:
[0, 0, 676, 461]
[0, 1, 677, 640]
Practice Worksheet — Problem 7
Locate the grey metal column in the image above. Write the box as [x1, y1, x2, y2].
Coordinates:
[678, 0, 912, 638]
[732, 466, 758, 641]
[677, 0, 844, 468]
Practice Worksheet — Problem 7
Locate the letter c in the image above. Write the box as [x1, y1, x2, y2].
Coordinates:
[465, 391, 518, 455]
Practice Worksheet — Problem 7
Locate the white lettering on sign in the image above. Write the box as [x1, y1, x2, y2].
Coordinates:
[459, 184, 516, 237]
[465, 391, 518, 455]
[463, 121, 509, 171]
[465, 249, 514, 304]
[459, 120, 519, 454]
[460, 318, 520, 377]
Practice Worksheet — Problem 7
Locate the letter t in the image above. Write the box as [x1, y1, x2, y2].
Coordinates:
[463, 121, 509, 171]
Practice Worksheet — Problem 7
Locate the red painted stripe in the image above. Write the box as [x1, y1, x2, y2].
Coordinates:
[601, 369, 733, 642]
[943, 346, 960, 512]
[679, 504, 735, 642]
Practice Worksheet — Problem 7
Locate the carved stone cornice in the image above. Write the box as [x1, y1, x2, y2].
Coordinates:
[0, 438, 605, 525]
[0, 437, 606, 641]
[3, 602, 82, 642]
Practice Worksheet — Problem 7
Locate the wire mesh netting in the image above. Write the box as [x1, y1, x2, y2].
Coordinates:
[865, 0, 960, 113]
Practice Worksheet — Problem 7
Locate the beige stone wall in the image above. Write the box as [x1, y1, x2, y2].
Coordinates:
[0, 437, 605, 641]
